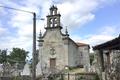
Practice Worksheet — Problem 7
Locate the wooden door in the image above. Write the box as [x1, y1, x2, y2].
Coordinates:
[50, 58, 56, 69]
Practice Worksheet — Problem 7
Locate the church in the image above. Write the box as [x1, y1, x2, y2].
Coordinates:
[36, 5, 90, 76]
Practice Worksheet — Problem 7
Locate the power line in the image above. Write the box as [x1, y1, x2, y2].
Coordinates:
[0, 5, 34, 14]
[0, 5, 45, 20]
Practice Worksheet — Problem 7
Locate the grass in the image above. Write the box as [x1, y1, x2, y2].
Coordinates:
[68, 67, 86, 74]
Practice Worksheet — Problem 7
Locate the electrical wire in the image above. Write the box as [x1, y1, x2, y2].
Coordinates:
[0, 5, 34, 14]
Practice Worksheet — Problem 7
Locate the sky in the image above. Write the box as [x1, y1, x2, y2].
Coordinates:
[0, 0, 120, 56]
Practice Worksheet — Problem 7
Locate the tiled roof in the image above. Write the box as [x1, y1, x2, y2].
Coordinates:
[76, 42, 89, 47]
[93, 35, 120, 50]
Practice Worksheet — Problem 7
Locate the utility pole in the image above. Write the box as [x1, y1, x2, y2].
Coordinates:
[32, 12, 36, 80]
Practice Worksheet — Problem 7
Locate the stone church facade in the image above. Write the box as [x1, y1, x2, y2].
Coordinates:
[36, 5, 90, 76]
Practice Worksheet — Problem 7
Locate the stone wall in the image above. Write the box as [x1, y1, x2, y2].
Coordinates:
[36, 72, 98, 80]
[78, 46, 90, 72]
[68, 40, 78, 67]
[62, 73, 97, 80]
[41, 29, 67, 70]
[0, 76, 31, 80]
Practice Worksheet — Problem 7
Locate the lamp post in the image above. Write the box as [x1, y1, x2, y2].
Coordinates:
[65, 66, 69, 80]
[0, 5, 37, 80]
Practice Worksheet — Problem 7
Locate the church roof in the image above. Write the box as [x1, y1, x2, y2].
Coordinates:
[76, 42, 89, 47]
[62, 36, 90, 48]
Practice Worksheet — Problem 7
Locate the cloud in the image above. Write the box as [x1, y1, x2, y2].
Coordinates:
[0, 27, 7, 35]
[57, 0, 106, 29]
[71, 25, 120, 52]
[0, 22, 9, 36]
[83, 34, 115, 45]
[0, 0, 119, 56]
[100, 26, 117, 35]
[0, 0, 50, 54]
[72, 25, 119, 46]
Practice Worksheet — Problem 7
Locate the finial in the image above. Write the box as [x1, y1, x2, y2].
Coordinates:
[50, 4, 57, 10]
[119, 34, 120, 37]
[65, 26, 69, 36]
[39, 30, 42, 38]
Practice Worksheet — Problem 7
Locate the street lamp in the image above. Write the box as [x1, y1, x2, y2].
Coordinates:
[0, 5, 37, 80]
[65, 66, 69, 80]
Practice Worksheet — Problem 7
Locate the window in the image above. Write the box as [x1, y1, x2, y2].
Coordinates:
[50, 18, 54, 27]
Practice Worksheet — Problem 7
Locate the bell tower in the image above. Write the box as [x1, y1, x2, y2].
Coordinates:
[46, 5, 62, 29]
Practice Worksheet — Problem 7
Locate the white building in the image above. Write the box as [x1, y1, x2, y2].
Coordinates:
[36, 5, 90, 76]
[21, 63, 31, 76]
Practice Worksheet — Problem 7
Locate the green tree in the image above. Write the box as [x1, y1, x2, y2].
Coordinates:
[9, 48, 29, 65]
[90, 53, 94, 65]
[0, 49, 10, 76]
[0, 49, 7, 64]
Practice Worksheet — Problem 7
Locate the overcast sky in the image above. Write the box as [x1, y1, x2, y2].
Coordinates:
[0, 0, 120, 56]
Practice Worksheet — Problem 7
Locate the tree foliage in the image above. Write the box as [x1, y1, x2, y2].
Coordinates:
[0, 49, 7, 64]
[0, 48, 29, 65]
[9, 48, 29, 65]
[90, 53, 94, 65]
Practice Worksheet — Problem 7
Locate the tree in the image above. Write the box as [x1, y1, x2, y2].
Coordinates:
[90, 53, 94, 65]
[0, 49, 11, 76]
[0, 48, 29, 76]
[9, 48, 29, 65]
[0, 49, 7, 64]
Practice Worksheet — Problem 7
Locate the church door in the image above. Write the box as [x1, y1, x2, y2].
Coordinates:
[50, 58, 56, 69]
